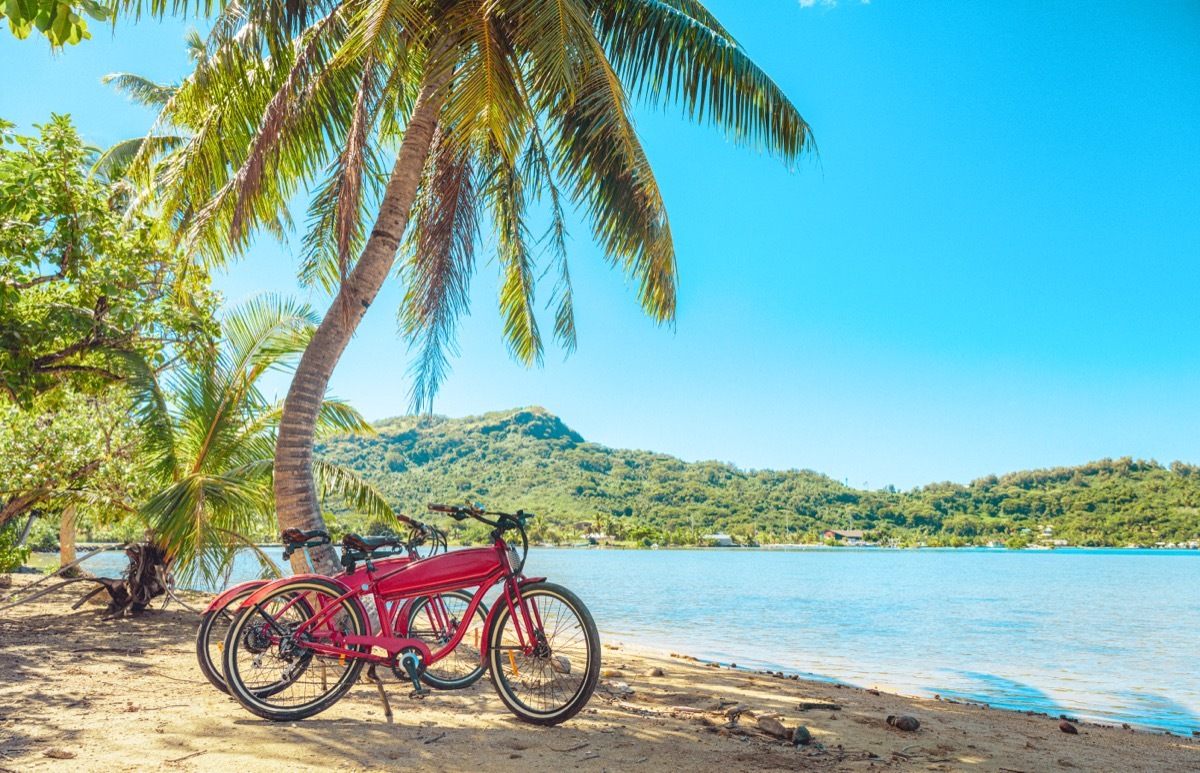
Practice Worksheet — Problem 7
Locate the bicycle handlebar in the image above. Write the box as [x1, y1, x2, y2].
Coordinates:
[427, 503, 531, 529]
[427, 503, 531, 572]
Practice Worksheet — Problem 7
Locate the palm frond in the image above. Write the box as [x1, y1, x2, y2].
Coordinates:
[399, 131, 480, 413]
[101, 72, 178, 107]
[488, 149, 543, 367]
[312, 459, 395, 520]
[440, 2, 530, 163]
[506, 0, 592, 101]
[314, 397, 375, 438]
[117, 351, 180, 482]
[226, 9, 343, 241]
[547, 41, 678, 323]
[520, 120, 577, 353]
[91, 135, 187, 184]
[219, 293, 318, 379]
[595, 0, 814, 167]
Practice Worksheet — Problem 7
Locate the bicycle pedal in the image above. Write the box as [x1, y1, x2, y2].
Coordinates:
[408, 689, 429, 700]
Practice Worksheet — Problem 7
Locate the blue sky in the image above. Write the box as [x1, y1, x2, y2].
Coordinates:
[2, 1, 1199, 489]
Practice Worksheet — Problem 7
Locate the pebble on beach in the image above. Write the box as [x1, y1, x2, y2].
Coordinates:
[791, 726, 812, 746]
[756, 716, 791, 741]
[887, 715, 921, 732]
[644, 667, 665, 677]
[1059, 721, 1079, 735]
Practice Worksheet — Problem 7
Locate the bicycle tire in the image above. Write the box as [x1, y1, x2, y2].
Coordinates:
[486, 582, 600, 725]
[405, 590, 488, 690]
[195, 584, 265, 694]
[223, 577, 367, 721]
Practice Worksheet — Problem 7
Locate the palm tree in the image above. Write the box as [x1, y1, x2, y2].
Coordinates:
[119, 0, 815, 572]
[131, 294, 395, 587]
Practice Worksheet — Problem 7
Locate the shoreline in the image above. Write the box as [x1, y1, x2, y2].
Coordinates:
[28, 542, 1200, 555]
[2, 574, 1198, 772]
[601, 633, 1196, 737]
[18, 552, 1200, 736]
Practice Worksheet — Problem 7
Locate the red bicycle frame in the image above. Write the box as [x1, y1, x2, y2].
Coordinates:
[236, 535, 547, 670]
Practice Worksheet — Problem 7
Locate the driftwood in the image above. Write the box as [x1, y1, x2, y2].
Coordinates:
[0, 541, 171, 616]
[0, 545, 113, 605]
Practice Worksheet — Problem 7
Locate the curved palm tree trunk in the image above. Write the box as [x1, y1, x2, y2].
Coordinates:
[274, 69, 450, 575]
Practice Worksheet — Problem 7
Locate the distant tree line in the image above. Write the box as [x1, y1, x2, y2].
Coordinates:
[312, 408, 1200, 548]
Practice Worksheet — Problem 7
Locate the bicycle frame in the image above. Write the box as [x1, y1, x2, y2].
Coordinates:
[235, 536, 548, 670]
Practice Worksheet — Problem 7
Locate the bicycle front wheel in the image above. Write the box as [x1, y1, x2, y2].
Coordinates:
[405, 590, 488, 690]
[486, 582, 600, 725]
[223, 578, 367, 721]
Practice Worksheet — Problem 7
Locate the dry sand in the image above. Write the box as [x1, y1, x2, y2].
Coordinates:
[1, 574, 1198, 773]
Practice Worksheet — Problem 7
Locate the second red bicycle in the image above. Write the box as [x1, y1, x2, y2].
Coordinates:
[221, 504, 601, 725]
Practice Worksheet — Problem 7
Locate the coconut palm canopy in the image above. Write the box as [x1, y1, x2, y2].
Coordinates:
[113, 0, 814, 571]
[117, 0, 814, 409]
[132, 294, 395, 586]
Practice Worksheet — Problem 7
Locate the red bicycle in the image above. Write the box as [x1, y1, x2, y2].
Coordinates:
[221, 504, 600, 725]
[196, 519, 486, 694]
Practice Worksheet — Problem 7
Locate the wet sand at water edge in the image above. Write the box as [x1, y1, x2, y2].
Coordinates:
[1, 575, 1197, 772]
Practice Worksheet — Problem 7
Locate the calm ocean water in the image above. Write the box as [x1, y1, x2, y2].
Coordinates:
[56, 546, 1200, 734]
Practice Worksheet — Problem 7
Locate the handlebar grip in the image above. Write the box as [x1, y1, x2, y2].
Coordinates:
[427, 504, 456, 513]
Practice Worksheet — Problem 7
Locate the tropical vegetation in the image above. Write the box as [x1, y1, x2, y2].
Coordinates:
[114, 0, 815, 571]
[312, 407, 1200, 549]
[0, 116, 217, 406]
[0, 117, 393, 596]
[128, 295, 395, 586]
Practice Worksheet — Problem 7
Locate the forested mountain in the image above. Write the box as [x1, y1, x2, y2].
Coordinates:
[316, 407, 1200, 547]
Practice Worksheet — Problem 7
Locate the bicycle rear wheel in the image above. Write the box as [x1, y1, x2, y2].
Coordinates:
[195, 583, 265, 694]
[405, 590, 488, 690]
[486, 582, 600, 725]
[223, 578, 367, 721]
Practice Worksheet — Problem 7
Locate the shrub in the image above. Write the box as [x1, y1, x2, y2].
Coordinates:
[0, 522, 32, 572]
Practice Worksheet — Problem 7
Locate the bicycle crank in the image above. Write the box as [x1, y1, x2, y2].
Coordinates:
[392, 647, 429, 699]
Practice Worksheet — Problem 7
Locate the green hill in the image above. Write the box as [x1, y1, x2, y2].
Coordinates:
[315, 406, 1200, 548]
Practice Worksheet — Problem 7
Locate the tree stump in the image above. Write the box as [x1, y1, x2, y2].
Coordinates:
[105, 542, 170, 614]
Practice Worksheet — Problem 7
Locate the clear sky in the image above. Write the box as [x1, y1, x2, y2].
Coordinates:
[2, 1, 1199, 489]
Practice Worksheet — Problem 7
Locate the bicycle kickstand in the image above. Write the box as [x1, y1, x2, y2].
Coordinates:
[364, 664, 394, 723]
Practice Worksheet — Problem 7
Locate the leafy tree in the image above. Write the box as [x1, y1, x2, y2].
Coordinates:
[0, 389, 144, 537]
[0, 115, 218, 405]
[0, 0, 108, 48]
[121, 0, 814, 572]
[131, 295, 396, 587]
[0, 519, 31, 572]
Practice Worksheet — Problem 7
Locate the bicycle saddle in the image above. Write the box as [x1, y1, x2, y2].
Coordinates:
[281, 528, 330, 545]
[342, 533, 403, 553]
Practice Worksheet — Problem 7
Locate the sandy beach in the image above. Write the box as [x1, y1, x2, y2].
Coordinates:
[1, 575, 1197, 773]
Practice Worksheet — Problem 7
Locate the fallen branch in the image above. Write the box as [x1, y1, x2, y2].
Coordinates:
[423, 732, 446, 745]
[550, 743, 590, 753]
[0, 578, 114, 614]
[166, 751, 207, 764]
[0, 545, 113, 604]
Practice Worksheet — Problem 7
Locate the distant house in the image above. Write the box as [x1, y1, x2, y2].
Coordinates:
[823, 529, 865, 545]
[703, 533, 734, 547]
